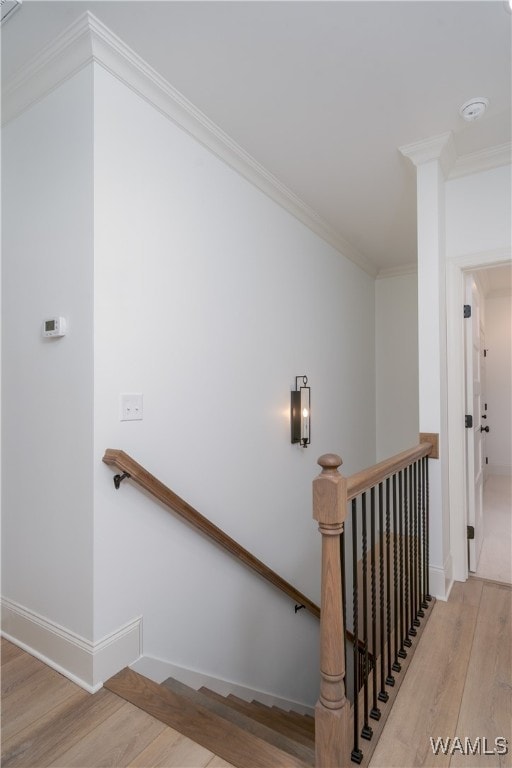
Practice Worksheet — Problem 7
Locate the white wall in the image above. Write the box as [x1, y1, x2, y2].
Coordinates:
[90, 66, 376, 706]
[446, 166, 512, 259]
[485, 294, 512, 474]
[2, 30, 380, 704]
[1, 68, 95, 638]
[375, 273, 419, 460]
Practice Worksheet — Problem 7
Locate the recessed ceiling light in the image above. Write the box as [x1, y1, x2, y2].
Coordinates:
[459, 97, 489, 122]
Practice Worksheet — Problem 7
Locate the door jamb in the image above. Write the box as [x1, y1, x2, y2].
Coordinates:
[446, 248, 511, 583]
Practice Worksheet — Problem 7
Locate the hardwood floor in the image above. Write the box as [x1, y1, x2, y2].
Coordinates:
[475, 475, 512, 584]
[369, 578, 512, 768]
[0, 640, 235, 768]
[2, 579, 510, 767]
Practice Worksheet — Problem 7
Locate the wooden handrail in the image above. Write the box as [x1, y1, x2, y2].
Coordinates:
[102, 449, 320, 619]
[346, 440, 434, 501]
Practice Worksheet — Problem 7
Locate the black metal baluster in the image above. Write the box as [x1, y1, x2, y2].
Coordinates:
[369, 486, 381, 721]
[351, 499, 363, 764]
[361, 493, 373, 740]
[403, 468, 412, 649]
[421, 457, 429, 610]
[377, 483, 388, 703]
[392, 472, 401, 673]
[408, 465, 417, 638]
[398, 470, 407, 660]
[425, 457, 432, 602]
[340, 528, 348, 671]
[413, 462, 421, 629]
[417, 459, 425, 618]
[385, 477, 394, 687]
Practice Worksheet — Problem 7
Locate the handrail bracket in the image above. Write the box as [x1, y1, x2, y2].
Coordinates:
[113, 472, 131, 489]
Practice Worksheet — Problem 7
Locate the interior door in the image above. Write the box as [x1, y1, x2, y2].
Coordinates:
[465, 275, 484, 572]
[480, 328, 488, 483]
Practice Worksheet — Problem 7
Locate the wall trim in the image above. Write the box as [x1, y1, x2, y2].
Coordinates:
[376, 262, 418, 279]
[1, 11, 376, 278]
[429, 554, 453, 602]
[131, 654, 315, 715]
[450, 143, 512, 180]
[1, 597, 142, 691]
[400, 131, 511, 181]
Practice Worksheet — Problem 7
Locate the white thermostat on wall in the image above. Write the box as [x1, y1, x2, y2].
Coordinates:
[42, 317, 67, 338]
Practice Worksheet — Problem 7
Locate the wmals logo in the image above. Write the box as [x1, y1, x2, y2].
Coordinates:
[430, 737, 509, 756]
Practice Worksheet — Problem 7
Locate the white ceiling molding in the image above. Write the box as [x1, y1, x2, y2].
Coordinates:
[376, 263, 418, 280]
[399, 132, 457, 178]
[400, 132, 511, 182]
[2, 12, 376, 278]
[450, 142, 512, 179]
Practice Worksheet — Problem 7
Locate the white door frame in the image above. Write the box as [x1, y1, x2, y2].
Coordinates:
[446, 247, 511, 583]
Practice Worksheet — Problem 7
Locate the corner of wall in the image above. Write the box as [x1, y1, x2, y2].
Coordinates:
[1, 597, 142, 692]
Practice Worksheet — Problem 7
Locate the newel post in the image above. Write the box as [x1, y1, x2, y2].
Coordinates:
[313, 454, 351, 768]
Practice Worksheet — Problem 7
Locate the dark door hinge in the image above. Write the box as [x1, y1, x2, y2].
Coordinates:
[467, 525, 475, 540]
[486, 457, 489, 465]
[464, 304, 471, 318]
[484, 349, 488, 357]
[465, 414, 473, 428]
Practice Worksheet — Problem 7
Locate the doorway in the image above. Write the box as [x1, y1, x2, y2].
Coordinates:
[447, 252, 512, 584]
[468, 265, 512, 583]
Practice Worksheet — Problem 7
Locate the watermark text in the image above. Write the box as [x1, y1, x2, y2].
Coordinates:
[430, 737, 509, 757]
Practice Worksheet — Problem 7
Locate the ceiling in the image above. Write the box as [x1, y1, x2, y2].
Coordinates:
[2, 1, 511, 274]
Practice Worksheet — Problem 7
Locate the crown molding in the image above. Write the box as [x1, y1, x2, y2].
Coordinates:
[376, 262, 418, 280]
[450, 142, 512, 179]
[400, 131, 511, 182]
[399, 132, 456, 177]
[1, 12, 376, 278]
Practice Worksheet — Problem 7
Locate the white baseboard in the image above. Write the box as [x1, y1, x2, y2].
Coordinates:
[1, 597, 142, 692]
[131, 654, 315, 716]
[429, 554, 453, 602]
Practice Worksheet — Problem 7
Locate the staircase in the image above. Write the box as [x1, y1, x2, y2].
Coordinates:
[104, 667, 315, 768]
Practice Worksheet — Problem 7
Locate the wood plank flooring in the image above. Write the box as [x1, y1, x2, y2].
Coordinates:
[0, 640, 235, 768]
[369, 578, 512, 768]
[2, 577, 510, 767]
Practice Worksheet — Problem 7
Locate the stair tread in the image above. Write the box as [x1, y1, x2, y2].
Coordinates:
[270, 706, 315, 736]
[163, 678, 314, 766]
[104, 668, 311, 768]
[223, 694, 315, 747]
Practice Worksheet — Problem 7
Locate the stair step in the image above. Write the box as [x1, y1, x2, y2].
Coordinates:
[163, 678, 314, 766]
[270, 706, 315, 736]
[201, 689, 315, 748]
[224, 694, 315, 747]
[104, 668, 311, 768]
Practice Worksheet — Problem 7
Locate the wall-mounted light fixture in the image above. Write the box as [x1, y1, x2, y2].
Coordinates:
[291, 375, 310, 447]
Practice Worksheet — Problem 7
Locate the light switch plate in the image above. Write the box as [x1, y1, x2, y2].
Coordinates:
[120, 393, 143, 421]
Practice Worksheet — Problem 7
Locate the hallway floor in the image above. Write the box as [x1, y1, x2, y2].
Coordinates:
[369, 578, 512, 767]
[475, 474, 512, 585]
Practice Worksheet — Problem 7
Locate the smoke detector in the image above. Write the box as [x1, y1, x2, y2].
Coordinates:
[0, 0, 21, 24]
[459, 98, 489, 122]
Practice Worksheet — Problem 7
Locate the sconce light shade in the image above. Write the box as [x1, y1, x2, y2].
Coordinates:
[291, 375, 310, 447]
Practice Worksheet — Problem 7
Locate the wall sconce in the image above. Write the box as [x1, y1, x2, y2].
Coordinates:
[291, 375, 310, 447]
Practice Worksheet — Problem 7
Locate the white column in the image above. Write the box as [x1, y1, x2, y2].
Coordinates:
[400, 133, 455, 599]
